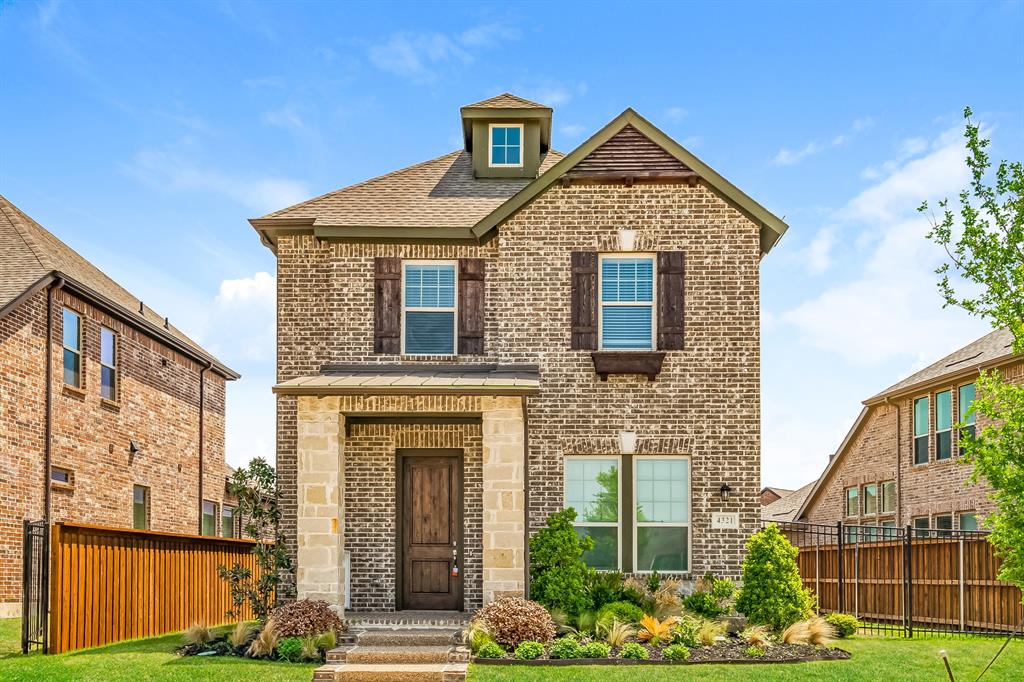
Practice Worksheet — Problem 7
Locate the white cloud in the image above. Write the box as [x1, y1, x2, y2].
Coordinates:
[800, 227, 835, 275]
[771, 117, 874, 166]
[459, 23, 520, 47]
[772, 141, 825, 166]
[368, 23, 519, 82]
[262, 104, 306, 131]
[665, 107, 688, 122]
[123, 147, 309, 213]
[211, 272, 276, 361]
[559, 123, 586, 139]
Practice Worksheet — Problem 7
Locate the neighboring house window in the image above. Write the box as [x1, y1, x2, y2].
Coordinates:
[845, 487, 858, 517]
[881, 519, 898, 540]
[201, 500, 217, 536]
[935, 390, 952, 460]
[564, 457, 620, 570]
[862, 483, 878, 515]
[51, 466, 72, 485]
[489, 123, 523, 167]
[100, 327, 117, 401]
[913, 516, 930, 531]
[935, 514, 953, 535]
[913, 396, 929, 464]
[845, 526, 858, 544]
[62, 308, 82, 388]
[133, 485, 149, 530]
[402, 262, 456, 355]
[634, 456, 689, 572]
[959, 383, 976, 455]
[959, 512, 978, 531]
[599, 255, 655, 350]
[880, 480, 896, 514]
[221, 505, 236, 538]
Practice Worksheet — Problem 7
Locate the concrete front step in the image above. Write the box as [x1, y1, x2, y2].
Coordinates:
[355, 629, 460, 647]
[332, 662, 467, 682]
[345, 645, 451, 664]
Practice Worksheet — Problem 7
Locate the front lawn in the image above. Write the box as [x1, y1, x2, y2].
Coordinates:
[467, 634, 1024, 682]
[0, 618, 316, 682]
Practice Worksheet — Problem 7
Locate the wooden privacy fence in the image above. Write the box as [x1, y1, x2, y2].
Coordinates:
[774, 521, 1023, 636]
[48, 522, 261, 653]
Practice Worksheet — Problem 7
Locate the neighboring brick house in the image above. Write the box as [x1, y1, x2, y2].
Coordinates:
[796, 329, 1018, 538]
[761, 482, 814, 523]
[252, 94, 788, 612]
[0, 196, 240, 617]
[759, 486, 793, 506]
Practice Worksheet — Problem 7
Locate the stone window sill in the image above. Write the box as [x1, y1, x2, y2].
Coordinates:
[62, 384, 86, 399]
[591, 351, 666, 381]
[100, 398, 121, 412]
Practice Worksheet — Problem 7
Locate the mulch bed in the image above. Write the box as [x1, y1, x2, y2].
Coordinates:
[474, 643, 850, 666]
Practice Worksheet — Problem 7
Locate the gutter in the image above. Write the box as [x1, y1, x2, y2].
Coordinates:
[44, 276, 66, 524]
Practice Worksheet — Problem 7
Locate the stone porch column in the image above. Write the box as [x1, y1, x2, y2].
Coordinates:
[295, 396, 345, 608]
[480, 396, 526, 603]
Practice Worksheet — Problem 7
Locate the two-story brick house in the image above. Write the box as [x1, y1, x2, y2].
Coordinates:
[253, 94, 788, 612]
[0, 196, 239, 617]
[796, 329, 1018, 537]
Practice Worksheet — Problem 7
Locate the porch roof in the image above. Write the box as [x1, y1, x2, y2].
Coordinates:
[273, 363, 540, 396]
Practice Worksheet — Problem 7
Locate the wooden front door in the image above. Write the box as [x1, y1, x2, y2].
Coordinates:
[398, 451, 462, 610]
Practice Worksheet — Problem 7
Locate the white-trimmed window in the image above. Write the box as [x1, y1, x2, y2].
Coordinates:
[62, 308, 82, 387]
[100, 326, 117, 401]
[880, 480, 896, 514]
[935, 390, 952, 460]
[845, 486, 858, 517]
[863, 483, 878, 515]
[402, 261, 457, 355]
[599, 254, 655, 350]
[488, 123, 523, 167]
[564, 456, 620, 570]
[913, 516, 930, 531]
[222, 505, 237, 538]
[913, 396, 929, 465]
[634, 456, 689, 573]
[201, 500, 218, 537]
[958, 512, 978, 531]
[959, 383, 976, 455]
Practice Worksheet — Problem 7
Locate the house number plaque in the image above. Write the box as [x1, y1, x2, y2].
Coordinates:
[711, 512, 739, 530]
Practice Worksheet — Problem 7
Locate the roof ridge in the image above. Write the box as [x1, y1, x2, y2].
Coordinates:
[462, 92, 549, 109]
[258, 150, 464, 220]
[0, 196, 50, 272]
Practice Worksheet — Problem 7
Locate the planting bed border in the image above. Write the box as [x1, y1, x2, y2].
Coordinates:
[473, 649, 850, 666]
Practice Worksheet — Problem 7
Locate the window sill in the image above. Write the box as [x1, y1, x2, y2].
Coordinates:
[51, 481, 75, 493]
[100, 398, 121, 412]
[62, 384, 86, 399]
[591, 351, 666, 381]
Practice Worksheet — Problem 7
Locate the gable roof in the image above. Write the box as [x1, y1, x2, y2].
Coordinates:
[0, 195, 238, 379]
[462, 93, 550, 110]
[762, 481, 815, 523]
[865, 328, 1016, 404]
[760, 486, 794, 500]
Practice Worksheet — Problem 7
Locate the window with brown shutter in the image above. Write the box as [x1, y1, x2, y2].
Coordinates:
[373, 257, 401, 354]
[656, 251, 685, 350]
[458, 258, 485, 355]
[570, 251, 598, 350]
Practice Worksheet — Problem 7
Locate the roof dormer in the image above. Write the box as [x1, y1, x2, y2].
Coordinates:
[460, 93, 552, 179]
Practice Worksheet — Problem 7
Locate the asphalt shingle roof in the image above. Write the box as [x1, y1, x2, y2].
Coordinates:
[762, 482, 815, 522]
[0, 194, 235, 377]
[462, 93, 550, 109]
[259, 149, 563, 228]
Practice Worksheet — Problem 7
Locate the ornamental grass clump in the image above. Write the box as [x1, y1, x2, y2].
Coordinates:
[697, 619, 727, 647]
[741, 625, 773, 649]
[247, 619, 279, 659]
[599, 619, 636, 647]
[475, 596, 556, 648]
[271, 599, 346, 639]
[227, 621, 256, 650]
[183, 621, 213, 647]
[462, 619, 493, 654]
[735, 524, 815, 631]
[806, 617, 837, 647]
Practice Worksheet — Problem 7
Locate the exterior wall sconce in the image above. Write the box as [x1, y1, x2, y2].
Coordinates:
[618, 430, 637, 455]
[617, 228, 637, 251]
[720, 483, 732, 502]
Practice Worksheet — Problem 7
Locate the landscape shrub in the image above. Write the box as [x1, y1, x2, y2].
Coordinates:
[662, 643, 691, 661]
[597, 601, 644, 625]
[476, 640, 506, 659]
[697, 619, 726, 646]
[299, 635, 320, 662]
[462, 620, 493, 654]
[600, 619, 636, 647]
[671, 616, 701, 647]
[272, 599, 346, 638]
[246, 619, 278, 658]
[549, 636, 584, 659]
[275, 636, 303, 663]
[682, 591, 726, 619]
[745, 645, 766, 657]
[637, 615, 677, 646]
[710, 576, 736, 602]
[514, 641, 545, 660]
[529, 509, 596, 615]
[580, 641, 611, 658]
[824, 612, 860, 638]
[476, 596, 556, 648]
[588, 571, 627, 608]
[227, 621, 256, 650]
[741, 625, 773, 649]
[735, 524, 815, 630]
[619, 642, 649, 660]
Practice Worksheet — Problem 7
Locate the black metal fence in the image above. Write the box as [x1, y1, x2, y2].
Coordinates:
[21, 520, 49, 653]
[770, 520, 1023, 637]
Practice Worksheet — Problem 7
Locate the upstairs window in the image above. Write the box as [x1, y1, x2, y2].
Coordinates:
[62, 308, 82, 388]
[402, 262, 457, 355]
[913, 396, 929, 464]
[100, 327, 117, 401]
[845, 486, 858, 517]
[935, 390, 952, 460]
[133, 485, 149, 530]
[201, 500, 217, 536]
[880, 480, 896, 513]
[489, 124, 522, 167]
[862, 483, 878, 515]
[599, 255, 655, 350]
[222, 505, 237, 538]
[959, 383, 976, 455]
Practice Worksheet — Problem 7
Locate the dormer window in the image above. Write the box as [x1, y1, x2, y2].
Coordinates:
[489, 124, 523, 167]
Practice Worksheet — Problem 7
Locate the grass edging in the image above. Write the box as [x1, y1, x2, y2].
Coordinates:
[472, 648, 850, 666]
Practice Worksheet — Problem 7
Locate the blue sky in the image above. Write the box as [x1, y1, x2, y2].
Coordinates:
[3, 0, 1022, 487]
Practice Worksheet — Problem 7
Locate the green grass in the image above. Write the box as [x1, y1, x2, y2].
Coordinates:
[0, 618, 316, 681]
[467, 634, 1024, 682]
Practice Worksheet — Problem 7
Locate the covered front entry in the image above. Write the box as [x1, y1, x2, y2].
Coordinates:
[398, 450, 462, 610]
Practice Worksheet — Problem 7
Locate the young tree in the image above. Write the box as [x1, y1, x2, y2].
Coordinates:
[218, 457, 292, 621]
[921, 107, 1024, 595]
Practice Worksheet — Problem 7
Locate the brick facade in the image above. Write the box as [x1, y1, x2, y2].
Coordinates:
[275, 179, 763, 610]
[0, 287, 232, 616]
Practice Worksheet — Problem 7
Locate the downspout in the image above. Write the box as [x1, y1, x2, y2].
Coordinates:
[522, 395, 531, 598]
[197, 361, 212, 535]
[44, 277, 65, 524]
[886, 396, 902, 525]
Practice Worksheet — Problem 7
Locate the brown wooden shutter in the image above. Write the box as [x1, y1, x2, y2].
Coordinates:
[458, 258, 485, 355]
[657, 251, 685, 350]
[570, 251, 598, 350]
[374, 257, 401, 354]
